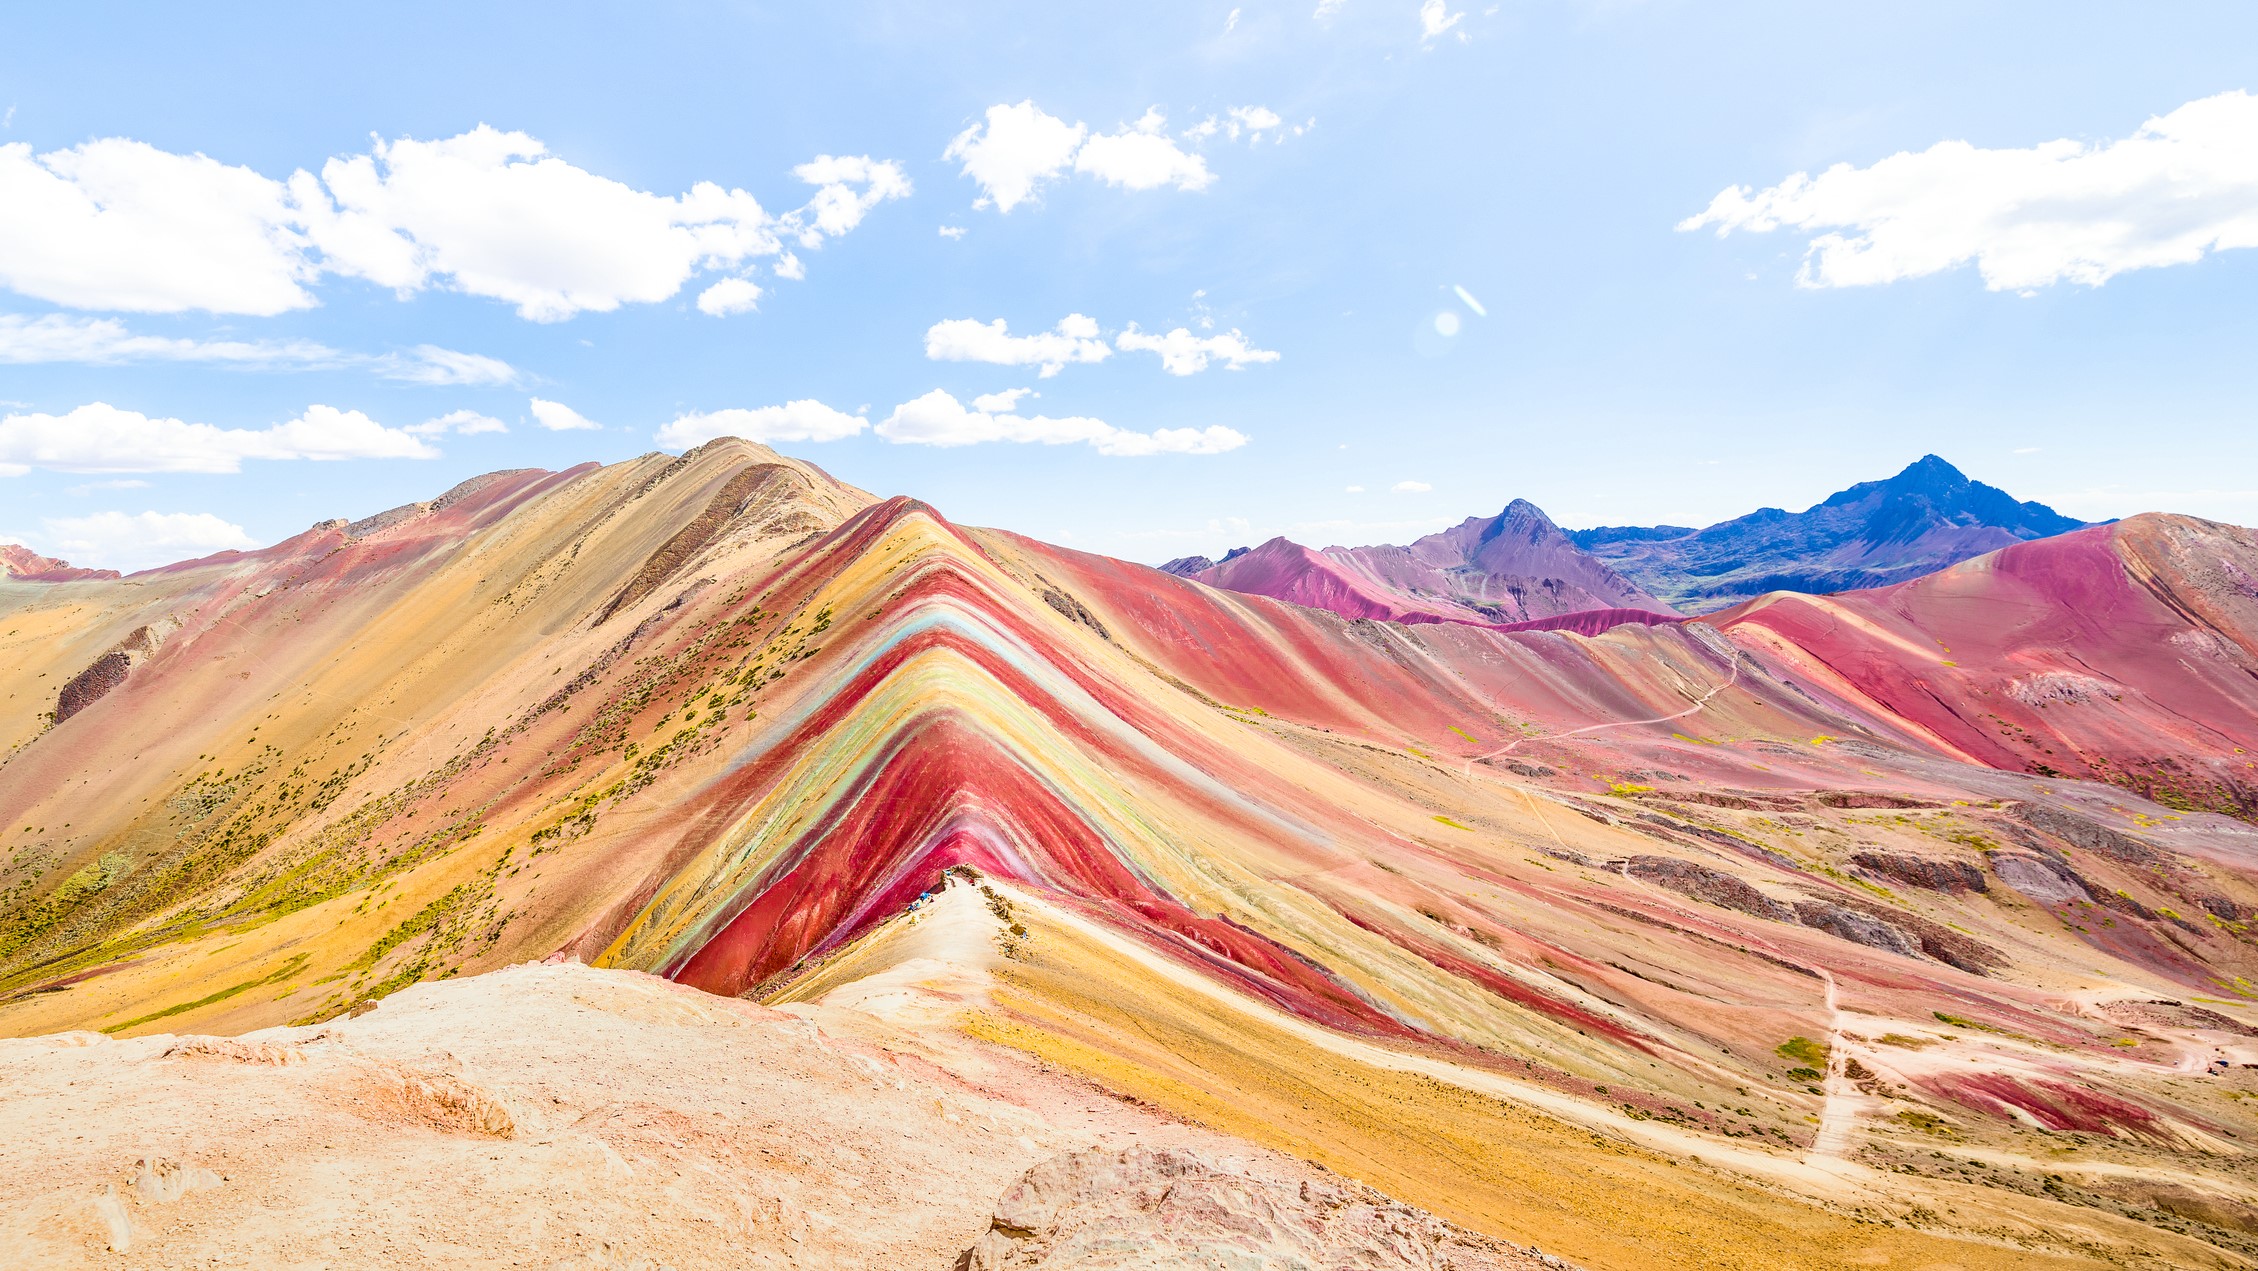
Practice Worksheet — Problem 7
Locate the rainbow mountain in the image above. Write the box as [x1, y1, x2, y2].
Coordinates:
[7, 439, 2258, 1268]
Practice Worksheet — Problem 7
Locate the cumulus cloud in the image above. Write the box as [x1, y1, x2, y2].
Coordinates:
[1679, 91, 2258, 291]
[655, 401, 867, 449]
[0, 127, 906, 319]
[39, 510, 258, 572]
[946, 101, 1213, 210]
[1115, 325, 1280, 375]
[1073, 111, 1214, 193]
[924, 314, 1111, 377]
[0, 402, 436, 474]
[938, 225, 967, 240]
[1419, 0, 1465, 41]
[528, 397, 601, 432]
[1392, 480, 1432, 492]
[404, 409, 507, 438]
[944, 102, 1088, 212]
[0, 314, 519, 385]
[876, 389, 1246, 456]
[696, 276, 762, 316]
[972, 387, 1035, 413]
[0, 138, 310, 314]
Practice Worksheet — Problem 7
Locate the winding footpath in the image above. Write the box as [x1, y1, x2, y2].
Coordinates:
[1429, 630, 1865, 1172]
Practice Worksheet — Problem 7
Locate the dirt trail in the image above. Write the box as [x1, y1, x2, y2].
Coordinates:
[1462, 635, 1742, 778]
[1432, 629, 1861, 1172]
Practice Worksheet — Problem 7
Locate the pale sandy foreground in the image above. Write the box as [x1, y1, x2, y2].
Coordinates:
[0, 955, 1564, 1269]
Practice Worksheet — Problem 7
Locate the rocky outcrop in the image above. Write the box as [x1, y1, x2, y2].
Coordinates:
[1793, 901, 1921, 959]
[54, 622, 174, 723]
[1625, 856, 1794, 921]
[1818, 893, 2007, 974]
[1815, 790, 1941, 809]
[56, 652, 133, 723]
[2014, 802, 2165, 867]
[1851, 851, 1986, 894]
[959, 1146, 1573, 1270]
[1990, 853, 2093, 906]
[1157, 555, 1215, 577]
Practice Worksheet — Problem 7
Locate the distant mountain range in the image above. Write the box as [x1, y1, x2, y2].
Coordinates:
[1569, 455, 2089, 612]
[1172, 455, 2088, 623]
[1165, 500, 1671, 627]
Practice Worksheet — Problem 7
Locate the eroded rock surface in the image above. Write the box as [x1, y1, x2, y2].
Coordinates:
[960, 1146, 1574, 1271]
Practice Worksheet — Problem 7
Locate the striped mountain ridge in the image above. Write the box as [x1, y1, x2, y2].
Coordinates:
[6, 440, 2258, 1267]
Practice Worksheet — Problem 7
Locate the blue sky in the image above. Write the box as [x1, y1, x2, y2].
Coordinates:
[3, 2, 2255, 571]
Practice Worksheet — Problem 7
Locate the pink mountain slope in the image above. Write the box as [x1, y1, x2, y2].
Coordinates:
[0, 544, 120, 583]
[1195, 537, 1450, 624]
[1193, 501, 1676, 632]
[1717, 513, 2258, 820]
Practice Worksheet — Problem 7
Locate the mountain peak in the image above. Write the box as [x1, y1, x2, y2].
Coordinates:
[1902, 453, 1963, 478]
[1884, 454, 1970, 492]
[1580, 456, 2085, 611]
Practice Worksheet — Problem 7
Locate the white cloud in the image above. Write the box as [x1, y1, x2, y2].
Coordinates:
[0, 138, 313, 315]
[381, 344, 520, 386]
[945, 102, 1088, 212]
[1115, 325, 1280, 374]
[875, 389, 1246, 456]
[66, 478, 151, 495]
[947, 102, 1214, 210]
[0, 314, 519, 386]
[405, 409, 507, 438]
[1679, 91, 2258, 291]
[696, 276, 762, 316]
[0, 312, 325, 366]
[1392, 480, 1432, 492]
[0, 402, 435, 474]
[924, 314, 1111, 377]
[1174, 107, 1300, 150]
[1073, 111, 1214, 193]
[1419, 0, 1465, 41]
[0, 127, 905, 319]
[528, 397, 601, 431]
[1228, 107, 1282, 142]
[939, 225, 968, 240]
[39, 510, 257, 572]
[785, 155, 911, 246]
[302, 127, 788, 322]
[972, 388, 1035, 413]
[655, 401, 867, 449]
[1313, 0, 1346, 18]
[1345, 484, 1364, 493]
